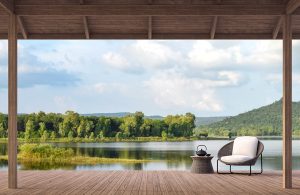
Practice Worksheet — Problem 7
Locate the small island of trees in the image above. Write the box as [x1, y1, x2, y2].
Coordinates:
[0, 111, 196, 142]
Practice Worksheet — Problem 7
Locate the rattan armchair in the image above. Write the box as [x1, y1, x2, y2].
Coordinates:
[217, 139, 264, 175]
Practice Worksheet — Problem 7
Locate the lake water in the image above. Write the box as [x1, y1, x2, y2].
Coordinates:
[0, 140, 300, 171]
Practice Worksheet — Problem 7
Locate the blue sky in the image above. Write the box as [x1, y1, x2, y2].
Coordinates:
[0, 40, 300, 117]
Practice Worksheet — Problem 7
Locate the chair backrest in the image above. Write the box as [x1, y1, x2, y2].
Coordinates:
[232, 136, 258, 158]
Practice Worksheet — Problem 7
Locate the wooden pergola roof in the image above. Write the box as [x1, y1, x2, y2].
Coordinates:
[0, 0, 300, 40]
[0, 0, 299, 190]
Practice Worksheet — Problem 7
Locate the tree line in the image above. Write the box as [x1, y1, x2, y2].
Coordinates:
[0, 111, 196, 141]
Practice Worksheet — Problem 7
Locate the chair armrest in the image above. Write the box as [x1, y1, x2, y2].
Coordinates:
[217, 141, 234, 159]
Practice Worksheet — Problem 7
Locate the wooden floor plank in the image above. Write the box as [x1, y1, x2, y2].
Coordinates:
[0, 170, 300, 194]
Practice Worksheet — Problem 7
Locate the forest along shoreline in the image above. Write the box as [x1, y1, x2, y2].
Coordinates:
[1, 99, 300, 143]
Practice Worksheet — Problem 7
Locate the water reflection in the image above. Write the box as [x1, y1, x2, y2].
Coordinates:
[0, 140, 299, 171]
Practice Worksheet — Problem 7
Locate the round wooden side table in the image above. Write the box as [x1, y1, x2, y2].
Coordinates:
[190, 156, 214, 174]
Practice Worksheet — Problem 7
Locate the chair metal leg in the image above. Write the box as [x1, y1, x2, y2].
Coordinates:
[249, 165, 252, 176]
[217, 153, 264, 175]
[260, 153, 263, 174]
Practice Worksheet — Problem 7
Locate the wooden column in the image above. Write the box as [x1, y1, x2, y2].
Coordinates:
[282, 14, 292, 189]
[8, 13, 18, 189]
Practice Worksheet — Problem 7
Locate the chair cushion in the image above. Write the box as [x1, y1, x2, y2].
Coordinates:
[232, 136, 258, 158]
[221, 155, 253, 164]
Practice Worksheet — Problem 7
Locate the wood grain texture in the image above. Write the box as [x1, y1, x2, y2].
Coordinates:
[8, 13, 18, 189]
[0, 171, 300, 194]
[82, 16, 89, 39]
[0, 1, 299, 40]
[0, 0, 14, 14]
[286, 0, 300, 14]
[273, 15, 283, 39]
[283, 14, 293, 189]
[210, 16, 218, 39]
[17, 16, 28, 39]
[148, 16, 152, 39]
[15, 5, 286, 16]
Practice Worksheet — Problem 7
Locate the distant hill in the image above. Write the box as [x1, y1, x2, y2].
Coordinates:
[195, 116, 229, 126]
[197, 99, 300, 136]
[82, 112, 131, 118]
[82, 112, 227, 126]
[82, 112, 163, 119]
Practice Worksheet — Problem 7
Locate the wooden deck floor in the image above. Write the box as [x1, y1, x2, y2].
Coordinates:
[0, 171, 300, 194]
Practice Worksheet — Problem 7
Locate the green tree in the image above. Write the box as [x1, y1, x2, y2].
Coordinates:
[25, 119, 34, 142]
[68, 131, 74, 141]
[58, 122, 65, 138]
[41, 131, 49, 142]
[38, 122, 47, 137]
[161, 131, 167, 140]
[115, 132, 123, 141]
[89, 132, 95, 139]
[77, 119, 86, 138]
[0, 123, 6, 138]
[50, 131, 56, 140]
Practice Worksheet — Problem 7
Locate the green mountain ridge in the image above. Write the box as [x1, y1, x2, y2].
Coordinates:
[195, 99, 300, 136]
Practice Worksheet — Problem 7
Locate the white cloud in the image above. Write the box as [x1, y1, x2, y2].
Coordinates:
[187, 40, 282, 71]
[266, 73, 300, 86]
[102, 52, 132, 71]
[188, 41, 237, 69]
[102, 41, 182, 73]
[93, 83, 107, 93]
[53, 96, 77, 111]
[144, 71, 243, 112]
[84, 82, 130, 95]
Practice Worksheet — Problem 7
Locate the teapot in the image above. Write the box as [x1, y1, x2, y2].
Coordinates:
[196, 145, 207, 156]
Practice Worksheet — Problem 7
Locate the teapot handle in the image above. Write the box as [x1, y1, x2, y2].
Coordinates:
[197, 145, 207, 151]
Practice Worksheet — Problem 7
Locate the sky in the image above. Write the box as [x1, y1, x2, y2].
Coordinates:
[0, 40, 300, 117]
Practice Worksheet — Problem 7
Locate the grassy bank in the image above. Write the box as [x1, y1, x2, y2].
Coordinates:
[0, 144, 154, 165]
[0, 155, 153, 165]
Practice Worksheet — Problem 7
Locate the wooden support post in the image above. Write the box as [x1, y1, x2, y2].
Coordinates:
[282, 14, 292, 189]
[8, 13, 18, 189]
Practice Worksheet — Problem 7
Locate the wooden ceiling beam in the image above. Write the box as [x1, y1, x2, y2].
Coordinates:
[210, 16, 218, 39]
[79, 0, 89, 39]
[148, 16, 152, 39]
[0, 33, 288, 40]
[273, 16, 283, 39]
[0, 0, 14, 14]
[15, 5, 286, 16]
[17, 16, 28, 39]
[286, 0, 300, 14]
[83, 16, 90, 39]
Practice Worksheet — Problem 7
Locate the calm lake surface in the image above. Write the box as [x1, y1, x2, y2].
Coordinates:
[0, 140, 300, 171]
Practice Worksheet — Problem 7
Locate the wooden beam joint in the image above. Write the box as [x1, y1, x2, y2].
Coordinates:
[210, 16, 218, 39]
[273, 16, 283, 39]
[0, 0, 14, 14]
[17, 16, 28, 39]
[286, 0, 300, 14]
[148, 16, 152, 39]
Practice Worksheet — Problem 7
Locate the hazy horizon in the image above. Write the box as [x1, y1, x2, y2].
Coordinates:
[1, 40, 300, 116]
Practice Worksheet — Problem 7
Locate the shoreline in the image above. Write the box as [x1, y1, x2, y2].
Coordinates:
[1, 136, 300, 144]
